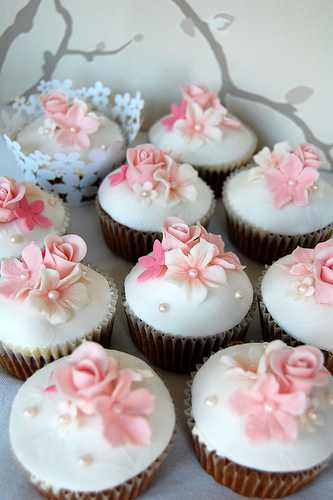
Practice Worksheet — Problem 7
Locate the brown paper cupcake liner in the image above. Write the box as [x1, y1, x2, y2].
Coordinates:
[184, 377, 331, 498]
[96, 194, 216, 263]
[0, 267, 118, 380]
[122, 291, 256, 374]
[195, 130, 258, 198]
[222, 170, 333, 265]
[256, 273, 333, 375]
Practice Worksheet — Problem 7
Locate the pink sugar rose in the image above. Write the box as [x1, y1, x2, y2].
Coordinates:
[268, 345, 327, 396]
[39, 88, 69, 117]
[125, 144, 173, 189]
[161, 217, 201, 253]
[181, 82, 221, 111]
[42, 234, 87, 279]
[50, 342, 120, 415]
[293, 143, 322, 170]
[312, 239, 333, 305]
[0, 176, 26, 223]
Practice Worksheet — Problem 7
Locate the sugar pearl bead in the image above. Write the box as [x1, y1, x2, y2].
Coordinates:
[58, 413, 71, 425]
[20, 271, 30, 281]
[113, 404, 122, 414]
[48, 198, 57, 206]
[306, 407, 319, 422]
[141, 190, 150, 198]
[158, 303, 169, 313]
[288, 179, 296, 186]
[297, 284, 308, 294]
[44, 128, 51, 135]
[82, 267, 89, 276]
[10, 234, 22, 244]
[70, 126, 77, 133]
[194, 124, 203, 131]
[24, 407, 38, 418]
[48, 290, 59, 300]
[171, 181, 177, 189]
[188, 268, 198, 278]
[234, 290, 244, 300]
[204, 396, 217, 407]
[264, 401, 275, 412]
[78, 455, 92, 467]
[325, 393, 333, 407]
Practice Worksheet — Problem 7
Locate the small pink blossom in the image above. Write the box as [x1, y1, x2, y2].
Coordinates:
[312, 239, 333, 305]
[125, 144, 172, 189]
[161, 217, 201, 253]
[94, 369, 155, 447]
[13, 196, 51, 231]
[293, 143, 322, 170]
[0, 241, 44, 299]
[154, 161, 198, 206]
[0, 176, 26, 223]
[42, 234, 87, 280]
[263, 153, 319, 208]
[51, 99, 100, 150]
[250, 142, 291, 180]
[109, 164, 129, 186]
[173, 102, 223, 151]
[39, 88, 69, 117]
[197, 223, 245, 270]
[229, 373, 307, 444]
[138, 240, 166, 282]
[161, 99, 187, 131]
[164, 239, 228, 305]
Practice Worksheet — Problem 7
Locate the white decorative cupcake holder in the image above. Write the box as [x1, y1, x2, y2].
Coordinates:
[1, 79, 144, 205]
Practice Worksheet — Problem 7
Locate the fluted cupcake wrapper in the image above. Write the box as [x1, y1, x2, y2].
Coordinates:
[0, 267, 118, 380]
[222, 170, 333, 265]
[184, 373, 331, 498]
[256, 273, 333, 375]
[122, 292, 256, 374]
[96, 194, 216, 264]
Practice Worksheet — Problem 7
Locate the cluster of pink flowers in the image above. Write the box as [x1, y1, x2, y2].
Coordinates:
[279, 239, 333, 305]
[0, 176, 51, 230]
[228, 341, 328, 444]
[38, 88, 100, 150]
[137, 217, 244, 305]
[251, 141, 323, 208]
[0, 234, 90, 324]
[45, 341, 155, 447]
[109, 143, 198, 207]
[161, 82, 242, 151]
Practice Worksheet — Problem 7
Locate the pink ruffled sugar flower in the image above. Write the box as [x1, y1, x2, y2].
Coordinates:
[0, 176, 26, 223]
[39, 87, 69, 117]
[161, 216, 201, 253]
[125, 143, 172, 189]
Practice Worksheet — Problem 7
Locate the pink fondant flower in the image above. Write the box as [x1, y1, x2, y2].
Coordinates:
[95, 368, 155, 448]
[181, 82, 220, 110]
[138, 239, 166, 282]
[51, 99, 100, 150]
[0, 176, 26, 223]
[42, 234, 87, 279]
[278, 245, 315, 275]
[293, 143, 322, 170]
[108, 164, 129, 186]
[13, 196, 51, 231]
[250, 142, 291, 180]
[154, 161, 198, 206]
[161, 217, 201, 253]
[312, 239, 333, 305]
[268, 345, 327, 396]
[196, 223, 245, 270]
[39, 88, 69, 117]
[229, 373, 307, 444]
[47, 342, 120, 415]
[263, 153, 319, 208]
[0, 241, 44, 299]
[161, 99, 187, 131]
[125, 144, 172, 189]
[164, 239, 228, 305]
[173, 102, 223, 151]
[26, 266, 89, 324]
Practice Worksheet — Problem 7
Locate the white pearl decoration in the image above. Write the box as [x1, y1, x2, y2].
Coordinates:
[233, 290, 244, 300]
[70, 126, 77, 133]
[171, 181, 177, 189]
[113, 404, 122, 414]
[82, 267, 89, 276]
[48, 198, 57, 206]
[297, 284, 308, 294]
[264, 401, 275, 412]
[325, 393, 333, 407]
[23, 407, 38, 418]
[78, 455, 92, 467]
[10, 234, 22, 244]
[194, 124, 203, 131]
[48, 290, 59, 300]
[158, 303, 169, 313]
[188, 268, 198, 278]
[58, 413, 71, 425]
[20, 271, 30, 281]
[141, 190, 150, 198]
[204, 396, 217, 407]
[288, 179, 296, 186]
[43, 128, 51, 135]
[312, 183, 319, 191]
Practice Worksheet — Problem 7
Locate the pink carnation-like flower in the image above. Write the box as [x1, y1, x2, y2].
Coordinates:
[161, 217, 201, 253]
[125, 144, 172, 189]
[293, 143, 322, 170]
[268, 345, 327, 396]
[229, 373, 307, 444]
[154, 161, 198, 206]
[161, 99, 187, 131]
[0, 176, 26, 223]
[13, 196, 51, 231]
[39, 88, 69, 117]
[42, 234, 87, 280]
[138, 239, 166, 282]
[164, 239, 228, 305]
[173, 102, 223, 151]
[263, 153, 319, 208]
[51, 100, 100, 150]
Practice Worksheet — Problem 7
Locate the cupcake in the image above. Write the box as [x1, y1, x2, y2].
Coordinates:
[123, 217, 255, 373]
[0, 234, 118, 379]
[0, 175, 69, 259]
[223, 141, 333, 264]
[1, 79, 144, 205]
[148, 82, 257, 197]
[185, 340, 333, 498]
[97, 143, 215, 262]
[258, 239, 333, 374]
[9, 341, 176, 500]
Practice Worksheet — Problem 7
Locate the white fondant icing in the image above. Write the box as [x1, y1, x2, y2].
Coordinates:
[9, 350, 175, 492]
[0, 268, 112, 349]
[125, 261, 253, 336]
[98, 168, 214, 232]
[261, 255, 333, 351]
[148, 117, 257, 169]
[224, 168, 333, 235]
[191, 343, 333, 472]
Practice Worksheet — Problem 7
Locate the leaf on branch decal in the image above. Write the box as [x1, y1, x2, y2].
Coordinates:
[211, 14, 235, 31]
[285, 86, 314, 105]
[181, 18, 196, 38]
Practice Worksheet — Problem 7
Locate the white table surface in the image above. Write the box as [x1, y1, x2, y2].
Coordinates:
[0, 132, 332, 500]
